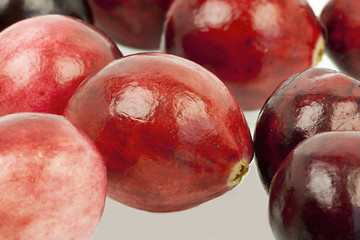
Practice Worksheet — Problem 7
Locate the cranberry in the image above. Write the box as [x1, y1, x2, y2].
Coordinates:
[163, 0, 324, 110]
[0, 14, 122, 116]
[64, 52, 254, 212]
[321, 0, 360, 79]
[86, 0, 172, 49]
[0, 0, 92, 31]
[254, 68, 360, 192]
[269, 131, 360, 240]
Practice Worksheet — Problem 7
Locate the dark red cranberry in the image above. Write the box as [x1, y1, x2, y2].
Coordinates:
[254, 68, 360, 192]
[269, 131, 360, 240]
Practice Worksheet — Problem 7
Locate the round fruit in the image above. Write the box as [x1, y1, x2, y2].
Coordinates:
[320, 0, 360, 79]
[254, 67, 360, 193]
[86, 0, 172, 49]
[269, 131, 360, 240]
[0, 14, 122, 116]
[162, 0, 324, 110]
[0, 0, 92, 32]
[64, 52, 254, 212]
[0, 112, 107, 240]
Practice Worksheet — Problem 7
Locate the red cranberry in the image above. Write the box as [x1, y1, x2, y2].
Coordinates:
[321, 0, 360, 79]
[163, 0, 324, 110]
[64, 52, 254, 212]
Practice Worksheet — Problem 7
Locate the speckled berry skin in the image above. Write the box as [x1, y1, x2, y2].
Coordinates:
[87, 0, 172, 49]
[0, 14, 122, 116]
[269, 131, 360, 240]
[64, 52, 254, 212]
[254, 68, 360, 193]
[0, 113, 107, 240]
[163, 0, 324, 110]
[0, 0, 93, 32]
[321, 0, 360, 79]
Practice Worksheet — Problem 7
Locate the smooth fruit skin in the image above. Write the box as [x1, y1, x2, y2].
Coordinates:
[254, 68, 360, 193]
[64, 52, 254, 212]
[163, 0, 324, 110]
[0, 0, 92, 31]
[0, 113, 107, 240]
[269, 131, 360, 240]
[320, 0, 360, 79]
[0, 14, 122, 116]
[86, 0, 172, 49]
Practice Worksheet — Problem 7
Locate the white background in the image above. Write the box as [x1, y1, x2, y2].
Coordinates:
[92, 1, 338, 239]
